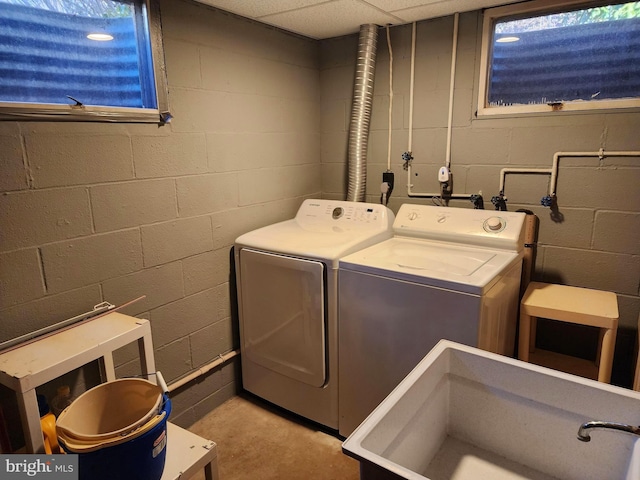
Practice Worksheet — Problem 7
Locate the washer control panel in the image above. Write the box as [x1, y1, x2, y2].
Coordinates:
[396, 204, 526, 251]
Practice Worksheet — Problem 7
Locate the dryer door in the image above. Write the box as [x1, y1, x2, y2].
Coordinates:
[239, 248, 326, 387]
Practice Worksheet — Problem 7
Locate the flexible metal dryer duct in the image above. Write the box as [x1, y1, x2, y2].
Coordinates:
[346, 24, 378, 202]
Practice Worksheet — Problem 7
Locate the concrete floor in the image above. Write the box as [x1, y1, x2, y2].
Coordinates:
[188, 393, 361, 480]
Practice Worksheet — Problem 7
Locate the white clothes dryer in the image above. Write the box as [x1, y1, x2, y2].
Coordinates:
[338, 204, 526, 436]
[234, 199, 394, 429]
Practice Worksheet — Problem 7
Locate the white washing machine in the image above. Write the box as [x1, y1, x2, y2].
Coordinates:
[234, 199, 394, 429]
[338, 204, 526, 436]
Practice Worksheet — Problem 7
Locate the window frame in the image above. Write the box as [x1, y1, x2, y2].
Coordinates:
[477, 0, 640, 117]
[0, 0, 170, 124]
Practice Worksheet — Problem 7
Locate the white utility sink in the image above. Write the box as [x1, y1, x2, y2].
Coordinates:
[343, 340, 640, 480]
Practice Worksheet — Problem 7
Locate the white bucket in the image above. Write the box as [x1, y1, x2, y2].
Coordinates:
[56, 378, 162, 441]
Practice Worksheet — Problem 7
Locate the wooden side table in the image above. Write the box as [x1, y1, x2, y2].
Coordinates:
[518, 282, 619, 383]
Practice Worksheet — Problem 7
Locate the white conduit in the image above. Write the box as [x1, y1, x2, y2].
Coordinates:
[407, 22, 416, 155]
[444, 12, 459, 171]
[386, 25, 393, 172]
[167, 349, 240, 393]
[499, 149, 640, 198]
[407, 13, 473, 199]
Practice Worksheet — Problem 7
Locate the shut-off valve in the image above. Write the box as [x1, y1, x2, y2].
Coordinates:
[491, 193, 508, 211]
[540, 194, 556, 208]
[470, 194, 484, 210]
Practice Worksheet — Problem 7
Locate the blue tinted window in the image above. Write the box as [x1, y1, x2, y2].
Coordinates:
[0, 0, 160, 114]
[488, 2, 640, 107]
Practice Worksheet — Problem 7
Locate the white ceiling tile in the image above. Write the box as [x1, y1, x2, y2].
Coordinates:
[193, 0, 532, 39]
[364, 0, 445, 10]
[195, 0, 329, 18]
[258, 0, 404, 39]
[388, 0, 520, 22]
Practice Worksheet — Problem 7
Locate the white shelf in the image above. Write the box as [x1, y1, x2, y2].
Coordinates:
[0, 312, 156, 453]
[0, 312, 218, 480]
[162, 423, 219, 480]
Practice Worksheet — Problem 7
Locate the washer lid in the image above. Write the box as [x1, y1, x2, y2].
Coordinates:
[339, 237, 521, 294]
[235, 199, 395, 264]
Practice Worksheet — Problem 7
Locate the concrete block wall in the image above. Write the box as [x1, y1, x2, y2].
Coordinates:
[1, 0, 638, 438]
[320, 13, 640, 383]
[0, 0, 320, 430]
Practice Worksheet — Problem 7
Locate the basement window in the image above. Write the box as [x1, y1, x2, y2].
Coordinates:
[0, 0, 170, 123]
[478, 1, 640, 116]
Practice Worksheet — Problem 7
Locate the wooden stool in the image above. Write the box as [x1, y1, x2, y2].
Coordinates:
[518, 282, 618, 383]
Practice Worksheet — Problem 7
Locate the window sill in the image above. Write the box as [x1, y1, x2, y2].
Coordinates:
[476, 99, 640, 119]
[0, 103, 169, 124]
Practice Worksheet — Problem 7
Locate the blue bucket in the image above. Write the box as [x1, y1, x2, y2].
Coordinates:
[61, 395, 171, 480]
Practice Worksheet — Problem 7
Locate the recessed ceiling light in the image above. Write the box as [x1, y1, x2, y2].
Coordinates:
[87, 33, 114, 41]
[496, 36, 520, 43]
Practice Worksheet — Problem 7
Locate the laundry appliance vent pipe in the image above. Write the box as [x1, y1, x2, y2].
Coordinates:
[346, 24, 378, 202]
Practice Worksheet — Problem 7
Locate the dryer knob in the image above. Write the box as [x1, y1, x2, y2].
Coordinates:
[407, 211, 419, 220]
[486, 216, 503, 231]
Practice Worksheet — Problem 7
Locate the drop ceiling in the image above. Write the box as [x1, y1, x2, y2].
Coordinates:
[194, 0, 522, 39]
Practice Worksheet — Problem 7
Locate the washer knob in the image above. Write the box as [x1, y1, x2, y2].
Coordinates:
[407, 211, 419, 220]
[486, 216, 503, 231]
[332, 207, 344, 219]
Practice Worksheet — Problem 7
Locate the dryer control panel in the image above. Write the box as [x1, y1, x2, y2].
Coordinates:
[395, 204, 526, 251]
[296, 199, 393, 228]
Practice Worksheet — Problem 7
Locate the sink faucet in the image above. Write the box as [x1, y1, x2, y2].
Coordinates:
[577, 421, 640, 442]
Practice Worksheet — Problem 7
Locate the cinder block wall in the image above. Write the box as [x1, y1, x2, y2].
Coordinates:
[1, 1, 639, 438]
[320, 14, 640, 382]
[0, 0, 320, 429]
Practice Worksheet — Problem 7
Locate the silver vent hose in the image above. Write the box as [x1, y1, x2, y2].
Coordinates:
[346, 24, 378, 202]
